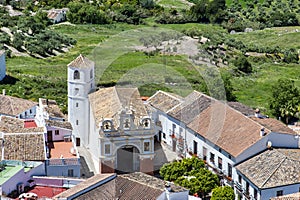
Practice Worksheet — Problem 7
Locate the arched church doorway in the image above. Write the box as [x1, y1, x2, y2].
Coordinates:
[116, 145, 140, 174]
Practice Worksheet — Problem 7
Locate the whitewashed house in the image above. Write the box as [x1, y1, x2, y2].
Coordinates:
[148, 90, 300, 200]
[0, 50, 5, 81]
[0, 93, 37, 119]
[47, 8, 68, 24]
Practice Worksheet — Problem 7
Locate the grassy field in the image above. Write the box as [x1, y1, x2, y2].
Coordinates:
[229, 27, 300, 50]
[1, 22, 299, 114]
[155, 0, 192, 10]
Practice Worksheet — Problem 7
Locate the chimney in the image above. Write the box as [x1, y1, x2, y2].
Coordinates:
[2, 89, 5, 96]
[255, 108, 261, 118]
[260, 128, 265, 137]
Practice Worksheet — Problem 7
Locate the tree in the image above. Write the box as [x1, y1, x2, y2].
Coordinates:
[269, 79, 300, 124]
[160, 157, 219, 198]
[233, 55, 252, 74]
[211, 186, 235, 200]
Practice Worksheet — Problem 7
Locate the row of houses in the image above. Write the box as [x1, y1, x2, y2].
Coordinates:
[0, 93, 81, 197]
[147, 90, 300, 200]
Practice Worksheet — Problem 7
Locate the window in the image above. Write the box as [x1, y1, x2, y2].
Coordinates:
[25, 111, 27, 116]
[144, 141, 150, 152]
[90, 69, 93, 79]
[203, 147, 207, 161]
[228, 155, 232, 159]
[74, 70, 80, 79]
[55, 130, 59, 135]
[76, 102, 79, 107]
[179, 127, 183, 136]
[163, 133, 166, 139]
[276, 190, 283, 197]
[75, 88, 79, 95]
[142, 118, 150, 128]
[246, 182, 250, 195]
[254, 189, 258, 199]
[219, 148, 222, 152]
[30, 109, 32, 114]
[238, 174, 242, 183]
[76, 120, 79, 125]
[228, 163, 232, 178]
[103, 121, 112, 131]
[104, 144, 111, 155]
[210, 152, 215, 164]
[218, 157, 222, 170]
[193, 140, 198, 155]
[68, 169, 74, 177]
[172, 124, 176, 134]
[124, 118, 130, 129]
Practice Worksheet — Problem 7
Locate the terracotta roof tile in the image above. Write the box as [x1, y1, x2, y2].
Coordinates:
[236, 148, 300, 189]
[0, 116, 44, 133]
[41, 99, 65, 119]
[249, 117, 296, 135]
[0, 94, 37, 116]
[168, 91, 213, 124]
[45, 119, 72, 130]
[89, 87, 147, 128]
[68, 54, 94, 69]
[148, 91, 183, 113]
[56, 172, 187, 200]
[187, 102, 271, 157]
[3, 132, 46, 161]
[227, 102, 255, 116]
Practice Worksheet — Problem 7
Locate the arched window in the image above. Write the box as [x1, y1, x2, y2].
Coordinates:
[142, 118, 151, 129]
[74, 70, 80, 80]
[90, 69, 93, 79]
[103, 120, 112, 131]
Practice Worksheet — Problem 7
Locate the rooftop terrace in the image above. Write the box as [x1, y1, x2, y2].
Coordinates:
[49, 141, 77, 159]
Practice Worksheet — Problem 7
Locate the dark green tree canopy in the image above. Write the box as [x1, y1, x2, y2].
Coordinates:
[269, 79, 300, 124]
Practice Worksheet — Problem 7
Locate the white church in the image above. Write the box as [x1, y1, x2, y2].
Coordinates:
[67, 54, 156, 174]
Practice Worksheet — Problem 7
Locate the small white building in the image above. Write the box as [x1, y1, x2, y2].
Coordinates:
[0, 50, 5, 81]
[47, 8, 68, 24]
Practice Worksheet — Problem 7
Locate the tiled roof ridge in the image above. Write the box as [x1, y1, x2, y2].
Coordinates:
[120, 174, 164, 191]
[260, 155, 287, 188]
[148, 90, 182, 103]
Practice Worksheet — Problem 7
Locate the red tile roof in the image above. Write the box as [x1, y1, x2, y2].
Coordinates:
[187, 102, 271, 157]
[24, 120, 37, 128]
[27, 186, 66, 198]
[49, 141, 77, 159]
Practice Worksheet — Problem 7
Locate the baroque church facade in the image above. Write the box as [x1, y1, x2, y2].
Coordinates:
[67, 54, 155, 174]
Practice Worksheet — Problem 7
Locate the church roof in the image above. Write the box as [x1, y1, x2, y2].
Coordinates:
[67, 54, 94, 69]
[89, 87, 148, 128]
[0, 94, 37, 116]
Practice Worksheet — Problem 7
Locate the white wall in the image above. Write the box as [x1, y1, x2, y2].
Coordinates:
[18, 106, 37, 119]
[260, 184, 300, 200]
[0, 52, 6, 81]
[46, 160, 80, 178]
[1, 163, 45, 196]
[45, 126, 72, 142]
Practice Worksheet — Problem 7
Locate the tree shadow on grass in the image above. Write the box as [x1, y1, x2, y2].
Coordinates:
[0, 75, 19, 85]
